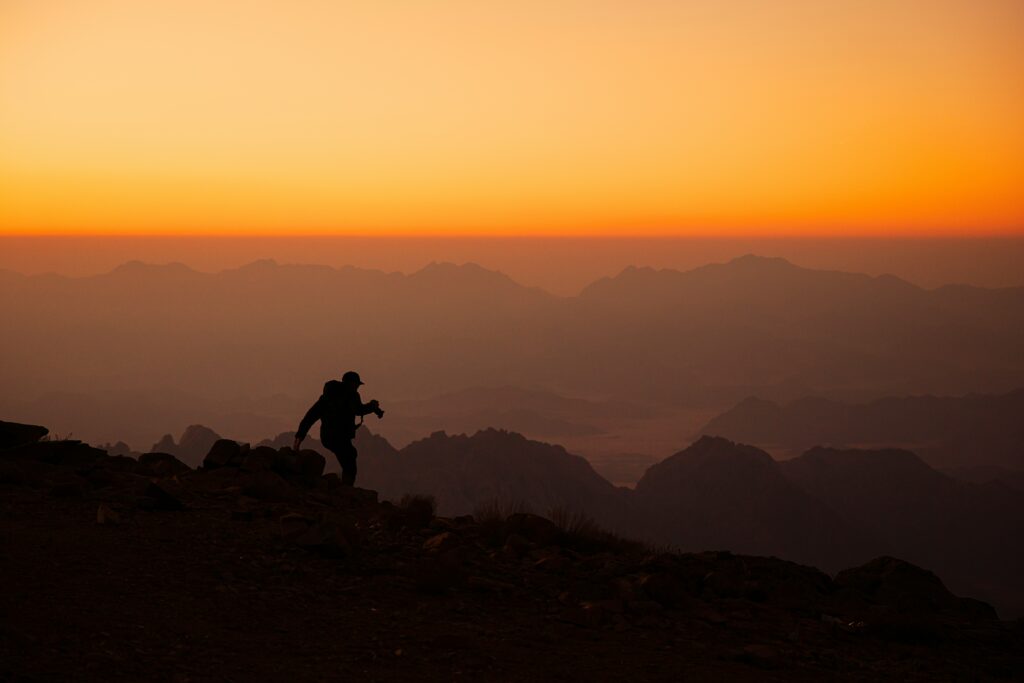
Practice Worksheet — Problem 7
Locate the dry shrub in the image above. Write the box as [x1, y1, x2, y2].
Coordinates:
[473, 499, 531, 547]
[548, 505, 646, 555]
[398, 493, 436, 529]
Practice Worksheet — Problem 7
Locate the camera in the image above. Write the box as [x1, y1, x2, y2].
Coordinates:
[371, 401, 384, 419]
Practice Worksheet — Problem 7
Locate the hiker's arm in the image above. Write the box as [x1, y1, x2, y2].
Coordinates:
[294, 399, 324, 448]
[353, 393, 379, 417]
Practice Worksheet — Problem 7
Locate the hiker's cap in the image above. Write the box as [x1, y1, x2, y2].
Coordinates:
[342, 370, 364, 386]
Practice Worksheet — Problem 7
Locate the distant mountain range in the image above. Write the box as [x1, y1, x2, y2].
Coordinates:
[4, 255, 1023, 422]
[149, 422, 1024, 617]
[700, 388, 1024, 472]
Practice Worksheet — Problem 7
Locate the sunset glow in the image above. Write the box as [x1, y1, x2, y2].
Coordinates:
[2, 0, 1023, 236]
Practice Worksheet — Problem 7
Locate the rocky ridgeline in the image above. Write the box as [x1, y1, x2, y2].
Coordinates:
[2, 419, 1022, 681]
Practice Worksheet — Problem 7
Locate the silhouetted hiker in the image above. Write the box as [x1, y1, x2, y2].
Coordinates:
[294, 371, 384, 486]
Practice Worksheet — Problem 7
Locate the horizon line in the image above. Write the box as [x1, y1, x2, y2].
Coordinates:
[4, 230, 1024, 240]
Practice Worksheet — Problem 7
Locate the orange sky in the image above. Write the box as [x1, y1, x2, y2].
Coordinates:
[2, 0, 1023, 236]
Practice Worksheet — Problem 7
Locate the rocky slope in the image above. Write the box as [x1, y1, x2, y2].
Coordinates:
[634, 436, 875, 571]
[158, 424, 1024, 617]
[781, 446, 1024, 616]
[2, 421, 1022, 681]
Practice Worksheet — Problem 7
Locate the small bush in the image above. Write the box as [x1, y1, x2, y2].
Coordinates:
[472, 499, 531, 547]
[398, 493, 436, 529]
[548, 506, 646, 555]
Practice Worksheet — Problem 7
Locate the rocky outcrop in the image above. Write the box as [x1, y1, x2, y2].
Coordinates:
[0, 420, 49, 450]
[3, 420, 1019, 681]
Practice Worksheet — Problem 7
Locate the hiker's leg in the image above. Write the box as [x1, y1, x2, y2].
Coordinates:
[337, 441, 358, 486]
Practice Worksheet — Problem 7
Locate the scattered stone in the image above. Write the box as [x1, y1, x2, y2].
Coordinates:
[467, 576, 516, 593]
[534, 554, 571, 573]
[423, 531, 461, 553]
[140, 482, 185, 511]
[639, 572, 694, 609]
[502, 533, 532, 558]
[83, 467, 116, 489]
[0, 462, 26, 486]
[729, 644, 780, 669]
[626, 600, 664, 615]
[278, 512, 315, 538]
[414, 555, 466, 593]
[559, 603, 606, 628]
[293, 521, 354, 558]
[96, 503, 120, 525]
[49, 481, 84, 498]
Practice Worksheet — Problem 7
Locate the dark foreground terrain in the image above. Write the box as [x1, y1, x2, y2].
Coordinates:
[2, 422, 1022, 682]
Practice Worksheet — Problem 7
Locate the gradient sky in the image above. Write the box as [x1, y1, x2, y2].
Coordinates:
[2, 0, 1023, 236]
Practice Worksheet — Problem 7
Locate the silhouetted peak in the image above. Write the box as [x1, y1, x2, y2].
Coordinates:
[409, 261, 527, 290]
[414, 261, 495, 278]
[673, 435, 775, 467]
[179, 424, 221, 443]
[795, 446, 937, 477]
[636, 436, 777, 493]
[236, 258, 279, 270]
[724, 254, 796, 270]
[110, 261, 195, 275]
[415, 427, 535, 448]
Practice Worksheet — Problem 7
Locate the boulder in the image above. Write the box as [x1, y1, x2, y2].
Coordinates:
[240, 446, 277, 472]
[16, 441, 106, 467]
[269, 448, 326, 482]
[240, 470, 294, 501]
[138, 452, 190, 476]
[0, 421, 49, 450]
[834, 556, 997, 620]
[293, 450, 326, 479]
[203, 440, 245, 470]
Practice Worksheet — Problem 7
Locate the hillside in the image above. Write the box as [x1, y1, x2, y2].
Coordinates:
[139, 423, 1024, 616]
[634, 437, 874, 570]
[700, 389, 1024, 470]
[781, 447, 1024, 615]
[3, 421, 1021, 681]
